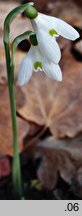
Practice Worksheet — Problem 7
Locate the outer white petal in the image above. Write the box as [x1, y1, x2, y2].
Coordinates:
[32, 13, 58, 38]
[30, 45, 43, 72]
[31, 25, 61, 64]
[18, 55, 33, 86]
[38, 13, 79, 41]
[32, 13, 53, 33]
[50, 17, 79, 41]
[43, 59, 62, 81]
[30, 46, 42, 63]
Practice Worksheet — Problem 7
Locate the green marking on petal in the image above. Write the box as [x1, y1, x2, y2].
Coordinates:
[49, 29, 58, 37]
[34, 61, 42, 71]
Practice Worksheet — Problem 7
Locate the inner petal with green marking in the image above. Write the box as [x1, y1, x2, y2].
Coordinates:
[34, 61, 43, 71]
[49, 29, 58, 37]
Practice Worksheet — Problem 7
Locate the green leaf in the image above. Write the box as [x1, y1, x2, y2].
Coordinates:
[4, 2, 34, 43]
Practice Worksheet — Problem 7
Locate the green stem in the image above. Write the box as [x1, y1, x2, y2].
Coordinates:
[3, 2, 37, 199]
[4, 41, 22, 199]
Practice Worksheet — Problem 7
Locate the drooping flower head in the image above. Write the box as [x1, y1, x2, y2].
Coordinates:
[18, 11, 79, 86]
[18, 40, 62, 85]
[31, 12, 79, 49]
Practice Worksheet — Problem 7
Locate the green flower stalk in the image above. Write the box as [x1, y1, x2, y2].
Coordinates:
[4, 22, 22, 200]
[3, 3, 38, 199]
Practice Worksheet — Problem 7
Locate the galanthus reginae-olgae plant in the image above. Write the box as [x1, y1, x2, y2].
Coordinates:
[3, 2, 79, 199]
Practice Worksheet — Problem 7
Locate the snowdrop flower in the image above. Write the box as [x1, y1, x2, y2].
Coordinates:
[31, 13, 79, 63]
[18, 44, 62, 86]
[18, 11, 79, 86]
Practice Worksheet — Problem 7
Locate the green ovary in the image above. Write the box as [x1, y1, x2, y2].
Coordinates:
[34, 61, 42, 70]
[49, 29, 58, 37]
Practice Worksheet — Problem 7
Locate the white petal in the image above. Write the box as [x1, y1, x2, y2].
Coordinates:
[31, 45, 42, 63]
[32, 18, 61, 64]
[18, 55, 33, 86]
[43, 59, 62, 81]
[52, 17, 79, 41]
[32, 13, 57, 36]
[32, 13, 53, 33]
[32, 27, 61, 64]
[30, 45, 43, 71]
[39, 13, 79, 41]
